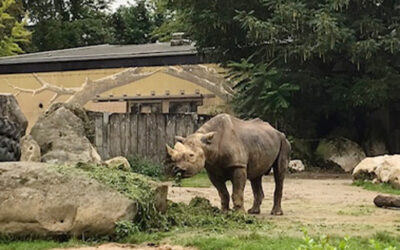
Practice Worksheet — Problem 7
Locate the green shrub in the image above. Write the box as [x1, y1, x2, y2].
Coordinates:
[127, 155, 164, 179]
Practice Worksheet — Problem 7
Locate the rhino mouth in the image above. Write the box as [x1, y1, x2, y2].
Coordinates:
[173, 166, 186, 176]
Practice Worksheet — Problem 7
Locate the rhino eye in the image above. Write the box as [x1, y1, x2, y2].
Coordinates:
[189, 153, 195, 157]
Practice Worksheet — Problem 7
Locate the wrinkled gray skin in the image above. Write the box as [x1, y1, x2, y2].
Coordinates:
[166, 114, 291, 215]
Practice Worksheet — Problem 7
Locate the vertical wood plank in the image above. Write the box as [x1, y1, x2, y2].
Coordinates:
[130, 114, 138, 156]
[119, 114, 127, 156]
[109, 114, 121, 157]
[102, 113, 110, 160]
[156, 114, 166, 163]
[184, 114, 195, 135]
[138, 114, 147, 158]
[95, 114, 103, 158]
[124, 113, 131, 157]
[175, 114, 186, 137]
[166, 114, 176, 147]
[147, 114, 157, 162]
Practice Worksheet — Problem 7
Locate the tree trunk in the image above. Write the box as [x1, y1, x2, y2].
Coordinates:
[373, 195, 400, 208]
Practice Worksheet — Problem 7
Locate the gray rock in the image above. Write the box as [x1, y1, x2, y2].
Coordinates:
[0, 94, 28, 135]
[105, 156, 131, 172]
[289, 160, 305, 172]
[20, 135, 41, 162]
[0, 162, 136, 237]
[30, 105, 101, 164]
[316, 137, 366, 172]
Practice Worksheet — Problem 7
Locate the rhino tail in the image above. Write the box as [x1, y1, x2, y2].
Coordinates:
[275, 133, 291, 174]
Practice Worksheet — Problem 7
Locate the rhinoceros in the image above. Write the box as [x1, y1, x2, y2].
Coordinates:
[166, 114, 291, 215]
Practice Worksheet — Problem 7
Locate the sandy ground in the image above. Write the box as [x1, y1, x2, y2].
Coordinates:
[169, 173, 400, 237]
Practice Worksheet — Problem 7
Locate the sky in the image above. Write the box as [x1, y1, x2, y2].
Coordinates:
[111, 0, 137, 11]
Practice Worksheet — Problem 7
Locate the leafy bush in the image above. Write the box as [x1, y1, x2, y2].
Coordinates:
[127, 155, 164, 179]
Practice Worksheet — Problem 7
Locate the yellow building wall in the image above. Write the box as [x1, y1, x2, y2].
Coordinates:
[0, 66, 225, 131]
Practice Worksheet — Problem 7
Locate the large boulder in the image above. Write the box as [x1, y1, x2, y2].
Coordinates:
[0, 162, 168, 237]
[0, 94, 28, 135]
[315, 137, 366, 172]
[30, 104, 101, 164]
[352, 155, 400, 189]
[0, 162, 135, 237]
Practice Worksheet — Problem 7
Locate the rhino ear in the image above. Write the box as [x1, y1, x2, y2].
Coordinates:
[201, 132, 216, 145]
[175, 136, 185, 143]
[166, 144, 177, 158]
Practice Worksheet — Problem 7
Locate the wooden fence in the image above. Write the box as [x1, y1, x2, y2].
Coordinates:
[90, 113, 211, 163]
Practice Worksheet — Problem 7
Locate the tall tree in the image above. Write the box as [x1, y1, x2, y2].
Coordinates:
[0, 0, 30, 56]
[110, 1, 154, 44]
[23, 0, 113, 51]
[168, 0, 400, 151]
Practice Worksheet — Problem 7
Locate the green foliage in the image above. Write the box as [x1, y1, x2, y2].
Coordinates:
[127, 155, 164, 179]
[297, 229, 351, 250]
[0, 0, 30, 56]
[23, 0, 112, 51]
[165, 197, 265, 232]
[168, 0, 400, 145]
[228, 58, 299, 122]
[115, 196, 265, 240]
[353, 180, 400, 195]
[110, 1, 155, 44]
[296, 230, 398, 250]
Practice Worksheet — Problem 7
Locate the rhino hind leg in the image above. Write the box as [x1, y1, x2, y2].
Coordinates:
[248, 176, 264, 214]
[271, 137, 290, 216]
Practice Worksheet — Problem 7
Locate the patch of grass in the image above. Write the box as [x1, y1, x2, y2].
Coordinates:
[337, 205, 375, 216]
[179, 230, 400, 250]
[180, 233, 303, 250]
[353, 180, 400, 195]
[179, 170, 212, 188]
[0, 238, 85, 250]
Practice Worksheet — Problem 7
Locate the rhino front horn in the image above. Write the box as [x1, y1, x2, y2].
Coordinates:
[166, 144, 177, 158]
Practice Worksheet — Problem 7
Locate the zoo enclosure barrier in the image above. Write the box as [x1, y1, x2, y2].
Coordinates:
[90, 112, 211, 163]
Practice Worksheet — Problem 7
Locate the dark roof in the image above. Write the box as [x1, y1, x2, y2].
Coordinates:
[0, 42, 202, 74]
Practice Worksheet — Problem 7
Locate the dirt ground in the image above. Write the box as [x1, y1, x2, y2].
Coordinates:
[55, 173, 400, 250]
[169, 173, 400, 237]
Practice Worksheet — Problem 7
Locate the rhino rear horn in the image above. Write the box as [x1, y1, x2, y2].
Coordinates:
[175, 136, 185, 143]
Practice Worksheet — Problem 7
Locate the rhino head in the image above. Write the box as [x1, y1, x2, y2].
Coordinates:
[166, 132, 215, 178]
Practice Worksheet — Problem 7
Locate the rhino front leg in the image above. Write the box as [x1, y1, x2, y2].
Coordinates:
[248, 176, 264, 214]
[231, 167, 247, 212]
[208, 174, 230, 211]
